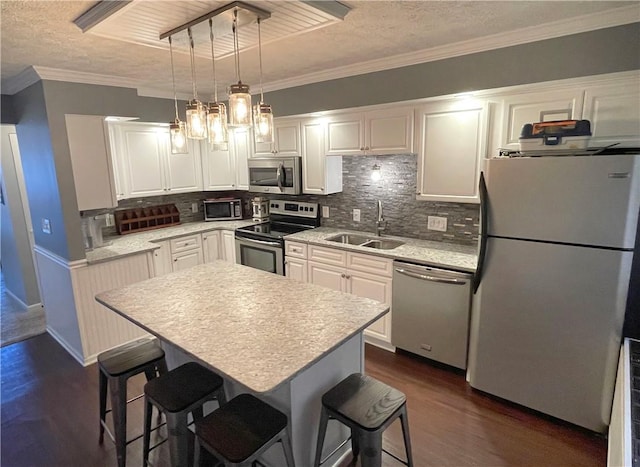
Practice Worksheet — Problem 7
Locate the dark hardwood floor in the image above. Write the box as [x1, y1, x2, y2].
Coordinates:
[1, 334, 606, 466]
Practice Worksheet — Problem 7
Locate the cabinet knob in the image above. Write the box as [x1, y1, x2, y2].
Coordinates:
[360, 147, 365, 151]
[346, 274, 351, 279]
[341, 273, 346, 278]
[173, 259, 177, 262]
[365, 146, 370, 151]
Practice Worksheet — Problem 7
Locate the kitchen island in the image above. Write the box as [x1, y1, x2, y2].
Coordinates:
[96, 260, 389, 466]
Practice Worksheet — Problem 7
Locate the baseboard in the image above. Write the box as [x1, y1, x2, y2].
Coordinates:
[4, 288, 42, 312]
[364, 335, 396, 353]
[46, 326, 86, 366]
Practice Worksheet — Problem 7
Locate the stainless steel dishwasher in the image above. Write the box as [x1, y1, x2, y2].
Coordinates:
[391, 261, 472, 370]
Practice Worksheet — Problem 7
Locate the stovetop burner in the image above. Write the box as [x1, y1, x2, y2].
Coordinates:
[237, 221, 312, 239]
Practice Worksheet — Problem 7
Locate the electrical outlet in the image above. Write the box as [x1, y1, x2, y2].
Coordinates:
[105, 213, 115, 227]
[191, 202, 199, 213]
[427, 216, 447, 232]
[42, 218, 51, 234]
[353, 209, 361, 222]
[322, 206, 330, 218]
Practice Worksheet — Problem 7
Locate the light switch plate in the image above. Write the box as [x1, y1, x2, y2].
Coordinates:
[427, 216, 447, 232]
[322, 206, 330, 218]
[42, 218, 51, 234]
[353, 209, 361, 222]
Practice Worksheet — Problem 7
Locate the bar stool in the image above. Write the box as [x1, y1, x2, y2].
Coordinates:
[194, 393, 295, 466]
[313, 373, 413, 467]
[142, 362, 226, 467]
[98, 338, 168, 467]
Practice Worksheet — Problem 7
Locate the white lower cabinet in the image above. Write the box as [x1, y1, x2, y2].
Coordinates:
[152, 240, 173, 276]
[220, 230, 236, 263]
[297, 244, 393, 348]
[202, 231, 222, 262]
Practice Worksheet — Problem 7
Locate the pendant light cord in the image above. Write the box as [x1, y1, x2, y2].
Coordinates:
[208, 19, 218, 103]
[168, 36, 179, 120]
[187, 27, 198, 100]
[232, 9, 241, 83]
[257, 17, 264, 103]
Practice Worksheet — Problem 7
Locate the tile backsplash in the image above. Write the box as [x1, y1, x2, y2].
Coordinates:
[83, 154, 479, 245]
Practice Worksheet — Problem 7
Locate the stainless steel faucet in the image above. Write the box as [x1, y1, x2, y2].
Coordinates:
[375, 199, 387, 236]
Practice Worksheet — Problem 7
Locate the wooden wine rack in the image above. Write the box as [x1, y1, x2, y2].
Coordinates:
[114, 204, 180, 235]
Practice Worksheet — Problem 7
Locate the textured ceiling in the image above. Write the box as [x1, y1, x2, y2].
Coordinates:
[1, 1, 638, 97]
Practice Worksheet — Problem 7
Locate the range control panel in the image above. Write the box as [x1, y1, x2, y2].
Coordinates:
[269, 200, 319, 218]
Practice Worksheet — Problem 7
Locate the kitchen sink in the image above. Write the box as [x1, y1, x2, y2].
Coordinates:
[326, 234, 404, 250]
[360, 239, 405, 250]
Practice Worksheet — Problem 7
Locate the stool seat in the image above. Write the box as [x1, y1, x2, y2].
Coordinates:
[322, 373, 406, 431]
[144, 362, 224, 413]
[98, 338, 165, 376]
[195, 393, 293, 465]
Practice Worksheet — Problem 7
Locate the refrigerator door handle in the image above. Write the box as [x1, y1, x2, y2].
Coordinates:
[473, 171, 489, 294]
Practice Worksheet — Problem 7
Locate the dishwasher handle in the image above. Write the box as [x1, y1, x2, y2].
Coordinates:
[394, 267, 469, 285]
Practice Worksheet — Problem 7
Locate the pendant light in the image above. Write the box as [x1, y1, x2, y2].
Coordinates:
[167, 36, 188, 154]
[207, 18, 228, 147]
[228, 9, 252, 128]
[185, 27, 207, 139]
[253, 17, 274, 144]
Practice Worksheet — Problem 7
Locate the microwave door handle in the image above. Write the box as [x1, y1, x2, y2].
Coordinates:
[277, 163, 284, 192]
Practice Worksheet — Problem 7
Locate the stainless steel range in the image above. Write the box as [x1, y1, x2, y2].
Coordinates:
[235, 200, 320, 275]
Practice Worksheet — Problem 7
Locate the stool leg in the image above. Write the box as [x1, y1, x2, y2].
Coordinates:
[313, 407, 329, 467]
[359, 430, 383, 467]
[143, 398, 153, 467]
[98, 369, 107, 444]
[108, 375, 127, 467]
[157, 358, 168, 376]
[280, 429, 295, 467]
[399, 407, 414, 467]
[350, 428, 360, 465]
[193, 436, 202, 467]
[166, 411, 189, 467]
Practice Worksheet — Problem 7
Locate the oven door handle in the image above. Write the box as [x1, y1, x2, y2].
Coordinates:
[238, 237, 282, 247]
[276, 162, 284, 192]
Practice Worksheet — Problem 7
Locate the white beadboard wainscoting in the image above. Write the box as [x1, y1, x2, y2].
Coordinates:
[35, 246, 151, 365]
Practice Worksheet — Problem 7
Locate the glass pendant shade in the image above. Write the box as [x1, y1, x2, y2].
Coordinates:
[253, 102, 274, 144]
[207, 102, 228, 146]
[186, 99, 207, 139]
[169, 120, 188, 154]
[228, 83, 252, 128]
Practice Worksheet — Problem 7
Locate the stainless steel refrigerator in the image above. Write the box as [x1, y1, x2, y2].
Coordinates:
[468, 154, 640, 433]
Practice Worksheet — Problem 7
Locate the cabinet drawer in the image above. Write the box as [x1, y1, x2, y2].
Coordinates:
[308, 245, 347, 267]
[285, 241, 307, 259]
[347, 252, 393, 277]
[170, 234, 202, 253]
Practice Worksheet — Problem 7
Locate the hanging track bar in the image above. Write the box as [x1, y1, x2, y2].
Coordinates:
[159, 1, 270, 40]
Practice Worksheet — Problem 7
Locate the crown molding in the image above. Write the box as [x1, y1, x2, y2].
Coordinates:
[2, 6, 638, 97]
[262, 5, 640, 93]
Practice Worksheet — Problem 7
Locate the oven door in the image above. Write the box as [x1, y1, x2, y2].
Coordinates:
[235, 236, 284, 275]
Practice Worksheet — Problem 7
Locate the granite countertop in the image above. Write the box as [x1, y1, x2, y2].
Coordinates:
[96, 261, 388, 393]
[285, 227, 478, 273]
[85, 220, 256, 264]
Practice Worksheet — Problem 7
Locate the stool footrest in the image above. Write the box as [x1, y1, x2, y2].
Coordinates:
[319, 433, 351, 466]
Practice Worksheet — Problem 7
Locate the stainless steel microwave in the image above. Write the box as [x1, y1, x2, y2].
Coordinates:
[203, 198, 243, 221]
[248, 156, 302, 195]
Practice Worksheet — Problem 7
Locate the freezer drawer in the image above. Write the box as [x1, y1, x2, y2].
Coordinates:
[391, 261, 472, 369]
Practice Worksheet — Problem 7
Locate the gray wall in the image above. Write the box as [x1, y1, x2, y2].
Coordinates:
[1, 125, 41, 306]
[1, 94, 16, 124]
[9, 23, 640, 260]
[266, 23, 640, 116]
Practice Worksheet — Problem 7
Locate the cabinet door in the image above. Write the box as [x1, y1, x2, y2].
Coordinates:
[308, 261, 345, 291]
[273, 120, 301, 156]
[65, 114, 118, 211]
[500, 89, 584, 151]
[116, 123, 166, 197]
[172, 249, 203, 271]
[231, 130, 251, 190]
[301, 119, 343, 195]
[164, 136, 203, 193]
[326, 113, 364, 155]
[202, 231, 222, 262]
[151, 240, 172, 276]
[416, 100, 488, 204]
[365, 107, 414, 154]
[583, 79, 640, 147]
[220, 230, 236, 263]
[202, 142, 236, 190]
[348, 270, 392, 344]
[285, 257, 308, 282]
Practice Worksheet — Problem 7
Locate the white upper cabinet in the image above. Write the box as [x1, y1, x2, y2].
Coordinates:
[231, 129, 251, 190]
[65, 114, 118, 211]
[416, 99, 488, 204]
[499, 89, 584, 151]
[254, 119, 301, 157]
[301, 118, 342, 195]
[582, 78, 640, 147]
[110, 122, 202, 199]
[325, 106, 414, 155]
[202, 143, 235, 191]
